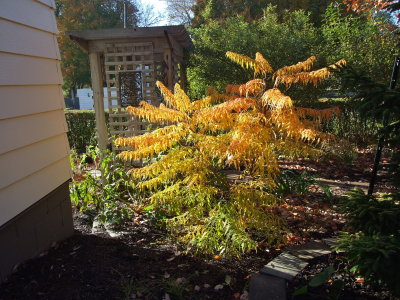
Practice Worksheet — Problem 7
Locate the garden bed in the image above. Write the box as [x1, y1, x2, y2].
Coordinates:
[288, 253, 392, 300]
[0, 150, 396, 300]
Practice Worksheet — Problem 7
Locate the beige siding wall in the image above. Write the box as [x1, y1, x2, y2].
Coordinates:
[0, 0, 71, 226]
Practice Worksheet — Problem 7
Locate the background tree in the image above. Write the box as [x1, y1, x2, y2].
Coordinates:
[318, 3, 398, 83]
[187, 7, 320, 101]
[191, 0, 335, 26]
[136, 0, 163, 27]
[343, 0, 400, 20]
[163, 0, 196, 25]
[56, 0, 139, 93]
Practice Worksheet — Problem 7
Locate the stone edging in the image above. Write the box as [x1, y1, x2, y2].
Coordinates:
[249, 238, 339, 300]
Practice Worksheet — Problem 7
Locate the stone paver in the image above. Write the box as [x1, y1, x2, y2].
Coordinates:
[260, 253, 308, 280]
[322, 237, 340, 248]
[249, 274, 286, 300]
[251, 239, 338, 299]
[287, 240, 332, 260]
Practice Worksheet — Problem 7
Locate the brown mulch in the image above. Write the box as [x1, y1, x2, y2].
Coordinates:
[0, 149, 396, 300]
[0, 211, 269, 300]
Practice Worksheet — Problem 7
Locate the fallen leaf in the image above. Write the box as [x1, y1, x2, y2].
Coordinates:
[163, 293, 171, 300]
[214, 284, 224, 291]
[176, 278, 185, 284]
[166, 257, 175, 262]
[213, 255, 221, 260]
[356, 277, 364, 283]
[240, 291, 249, 300]
[194, 285, 201, 292]
[233, 292, 241, 299]
[164, 273, 170, 279]
[203, 284, 210, 288]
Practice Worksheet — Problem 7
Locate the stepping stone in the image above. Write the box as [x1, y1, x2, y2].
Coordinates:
[261, 253, 308, 280]
[249, 274, 286, 300]
[322, 237, 340, 248]
[287, 240, 332, 260]
[91, 219, 104, 235]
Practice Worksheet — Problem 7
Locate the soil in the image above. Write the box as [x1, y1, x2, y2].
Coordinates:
[0, 211, 268, 300]
[287, 253, 392, 300]
[0, 149, 396, 300]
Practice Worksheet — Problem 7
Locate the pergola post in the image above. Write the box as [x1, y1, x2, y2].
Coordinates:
[165, 48, 174, 90]
[89, 52, 108, 152]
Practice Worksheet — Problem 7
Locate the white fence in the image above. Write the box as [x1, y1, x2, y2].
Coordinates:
[77, 88, 113, 110]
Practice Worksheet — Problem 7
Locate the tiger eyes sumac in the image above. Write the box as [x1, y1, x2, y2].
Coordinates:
[115, 51, 344, 256]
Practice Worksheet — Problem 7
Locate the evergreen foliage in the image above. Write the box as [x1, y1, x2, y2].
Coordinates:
[338, 190, 400, 296]
[115, 52, 343, 256]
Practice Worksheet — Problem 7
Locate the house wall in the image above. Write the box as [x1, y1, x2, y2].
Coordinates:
[0, 0, 73, 281]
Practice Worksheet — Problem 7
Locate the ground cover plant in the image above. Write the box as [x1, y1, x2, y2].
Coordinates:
[114, 50, 345, 256]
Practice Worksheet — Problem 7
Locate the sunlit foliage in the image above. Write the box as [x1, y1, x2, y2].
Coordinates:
[116, 52, 343, 256]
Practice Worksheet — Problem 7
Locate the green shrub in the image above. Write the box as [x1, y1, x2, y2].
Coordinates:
[70, 149, 137, 224]
[65, 110, 109, 153]
[274, 170, 316, 196]
[338, 189, 400, 296]
[322, 105, 379, 146]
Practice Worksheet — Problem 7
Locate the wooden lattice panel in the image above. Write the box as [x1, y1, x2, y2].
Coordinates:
[105, 42, 158, 140]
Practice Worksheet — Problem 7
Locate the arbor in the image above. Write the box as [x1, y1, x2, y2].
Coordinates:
[56, 0, 139, 92]
[115, 51, 344, 255]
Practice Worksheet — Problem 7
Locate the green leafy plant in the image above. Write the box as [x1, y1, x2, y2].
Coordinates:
[70, 150, 137, 224]
[275, 170, 317, 196]
[293, 265, 344, 300]
[65, 110, 109, 153]
[337, 189, 400, 296]
[341, 189, 400, 235]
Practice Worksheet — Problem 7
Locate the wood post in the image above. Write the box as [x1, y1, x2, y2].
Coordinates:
[89, 52, 108, 152]
[165, 48, 174, 90]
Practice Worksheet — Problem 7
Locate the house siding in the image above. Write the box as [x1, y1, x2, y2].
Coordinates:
[0, 0, 73, 281]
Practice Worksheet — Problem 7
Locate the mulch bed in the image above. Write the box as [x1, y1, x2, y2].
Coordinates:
[0, 211, 269, 300]
[288, 253, 392, 300]
[0, 149, 396, 300]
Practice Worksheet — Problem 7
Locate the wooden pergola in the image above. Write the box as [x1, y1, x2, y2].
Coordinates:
[68, 26, 191, 150]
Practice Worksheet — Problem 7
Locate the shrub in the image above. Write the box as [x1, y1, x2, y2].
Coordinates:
[65, 110, 109, 152]
[70, 149, 137, 224]
[187, 7, 319, 101]
[115, 51, 343, 256]
[275, 170, 317, 196]
[338, 189, 400, 296]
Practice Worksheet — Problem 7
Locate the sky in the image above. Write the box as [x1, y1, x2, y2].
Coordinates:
[142, 0, 169, 26]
